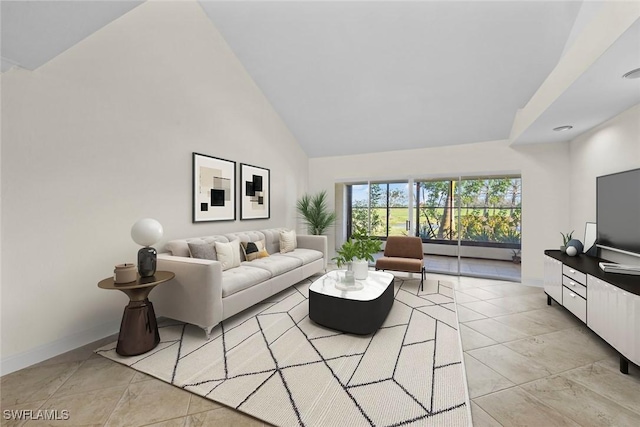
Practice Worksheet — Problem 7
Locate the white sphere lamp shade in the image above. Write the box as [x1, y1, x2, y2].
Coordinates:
[131, 218, 164, 247]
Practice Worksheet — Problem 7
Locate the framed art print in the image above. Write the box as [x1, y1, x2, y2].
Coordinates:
[240, 163, 270, 220]
[193, 153, 236, 222]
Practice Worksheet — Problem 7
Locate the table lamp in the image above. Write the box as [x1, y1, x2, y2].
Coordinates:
[131, 218, 163, 277]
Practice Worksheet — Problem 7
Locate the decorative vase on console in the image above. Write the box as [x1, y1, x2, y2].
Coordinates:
[565, 239, 584, 257]
[560, 231, 574, 254]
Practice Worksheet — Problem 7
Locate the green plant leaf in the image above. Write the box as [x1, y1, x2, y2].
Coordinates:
[333, 226, 382, 267]
[296, 190, 337, 235]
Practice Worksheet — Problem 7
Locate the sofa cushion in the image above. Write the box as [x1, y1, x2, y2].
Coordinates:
[165, 235, 229, 258]
[260, 228, 288, 254]
[280, 248, 323, 265]
[242, 253, 302, 276]
[279, 230, 297, 253]
[215, 240, 242, 271]
[221, 265, 272, 298]
[188, 242, 216, 260]
[375, 256, 423, 273]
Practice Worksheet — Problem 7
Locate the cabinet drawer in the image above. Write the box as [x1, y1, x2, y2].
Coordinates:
[563, 275, 587, 299]
[563, 286, 586, 323]
[562, 265, 586, 285]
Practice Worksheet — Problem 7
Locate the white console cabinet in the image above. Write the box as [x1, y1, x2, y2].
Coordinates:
[587, 275, 640, 369]
[544, 250, 640, 374]
[543, 255, 562, 304]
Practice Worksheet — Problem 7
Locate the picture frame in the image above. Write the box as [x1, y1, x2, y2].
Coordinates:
[240, 163, 270, 220]
[193, 152, 236, 222]
[584, 222, 597, 254]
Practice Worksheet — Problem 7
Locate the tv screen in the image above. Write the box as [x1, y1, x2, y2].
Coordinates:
[597, 168, 640, 256]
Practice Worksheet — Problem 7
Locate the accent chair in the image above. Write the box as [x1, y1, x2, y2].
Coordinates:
[375, 236, 426, 291]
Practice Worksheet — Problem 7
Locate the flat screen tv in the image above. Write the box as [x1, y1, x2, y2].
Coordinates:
[596, 168, 640, 257]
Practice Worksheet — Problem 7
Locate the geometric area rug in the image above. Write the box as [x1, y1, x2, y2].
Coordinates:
[96, 274, 471, 426]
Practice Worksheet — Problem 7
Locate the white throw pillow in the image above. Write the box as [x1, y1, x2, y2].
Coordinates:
[279, 230, 297, 254]
[214, 240, 241, 271]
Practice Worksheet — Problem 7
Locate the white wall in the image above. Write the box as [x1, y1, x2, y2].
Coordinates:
[0, 0, 308, 373]
[569, 103, 640, 264]
[310, 139, 571, 285]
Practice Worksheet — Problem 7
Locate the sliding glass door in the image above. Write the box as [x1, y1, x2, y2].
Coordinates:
[345, 176, 521, 281]
[414, 179, 460, 275]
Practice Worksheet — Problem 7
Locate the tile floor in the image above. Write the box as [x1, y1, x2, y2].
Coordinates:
[423, 255, 521, 282]
[2, 271, 638, 426]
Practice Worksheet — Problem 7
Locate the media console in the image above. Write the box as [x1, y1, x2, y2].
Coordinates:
[544, 250, 640, 374]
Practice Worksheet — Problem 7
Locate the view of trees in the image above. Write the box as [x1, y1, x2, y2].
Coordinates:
[351, 183, 409, 237]
[349, 178, 521, 246]
[417, 178, 521, 246]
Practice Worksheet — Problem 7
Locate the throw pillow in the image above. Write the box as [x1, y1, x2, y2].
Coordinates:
[279, 230, 297, 254]
[214, 240, 241, 271]
[188, 242, 216, 260]
[241, 240, 266, 262]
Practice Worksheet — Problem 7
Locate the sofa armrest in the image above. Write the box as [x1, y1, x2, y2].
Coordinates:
[154, 254, 224, 331]
[297, 235, 328, 269]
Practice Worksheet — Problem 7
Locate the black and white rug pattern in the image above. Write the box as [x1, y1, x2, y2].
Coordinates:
[97, 273, 470, 426]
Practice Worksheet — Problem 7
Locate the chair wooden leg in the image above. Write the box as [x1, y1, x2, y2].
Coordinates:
[421, 267, 425, 292]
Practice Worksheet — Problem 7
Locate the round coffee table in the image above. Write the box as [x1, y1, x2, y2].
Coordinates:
[98, 271, 174, 356]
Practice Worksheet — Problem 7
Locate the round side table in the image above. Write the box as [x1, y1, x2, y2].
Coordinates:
[98, 271, 174, 356]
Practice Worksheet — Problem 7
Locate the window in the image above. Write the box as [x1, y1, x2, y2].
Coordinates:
[458, 177, 521, 247]
[415, 177, 521, 247]
[415, 180, 455, 241]
[347, 182, 409, 238]
[348, 176, 521, 247]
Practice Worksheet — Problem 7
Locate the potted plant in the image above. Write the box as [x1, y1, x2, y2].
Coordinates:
[511, 249, 521, 264]
[296, 190, 337, 235]
[333, 226, 382, 280]
[560, 230, 574, 253]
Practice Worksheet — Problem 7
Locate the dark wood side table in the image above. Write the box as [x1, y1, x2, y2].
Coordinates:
[98, 271, 174, 356]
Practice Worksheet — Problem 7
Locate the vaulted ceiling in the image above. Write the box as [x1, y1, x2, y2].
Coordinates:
[2, 1, 639, 157]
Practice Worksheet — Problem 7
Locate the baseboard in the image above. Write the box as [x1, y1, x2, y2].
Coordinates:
[1, 321, 120, 376]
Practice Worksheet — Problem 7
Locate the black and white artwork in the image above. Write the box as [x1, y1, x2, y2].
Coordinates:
[240, 163, 270, 220]
[193, 153, 236, 222]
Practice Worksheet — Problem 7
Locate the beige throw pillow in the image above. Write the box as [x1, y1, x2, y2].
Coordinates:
[279, 230, 297, 254]
[214, 240, 241, 270]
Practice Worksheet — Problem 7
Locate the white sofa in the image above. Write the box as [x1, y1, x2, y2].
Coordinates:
[153, 228, 327, 338]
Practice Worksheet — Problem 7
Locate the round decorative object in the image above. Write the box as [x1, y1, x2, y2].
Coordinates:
[335, 270, 364, 291]
[114, 263, 137, 283]
[566, 239, 584, 257]
[131, 218, 163, 246]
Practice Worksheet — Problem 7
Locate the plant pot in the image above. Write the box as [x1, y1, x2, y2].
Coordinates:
[352, 259, 369, 280]
[560, 245, 566, 253]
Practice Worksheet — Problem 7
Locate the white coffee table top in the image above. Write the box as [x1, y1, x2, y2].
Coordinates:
[309, 270, 394, 301]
